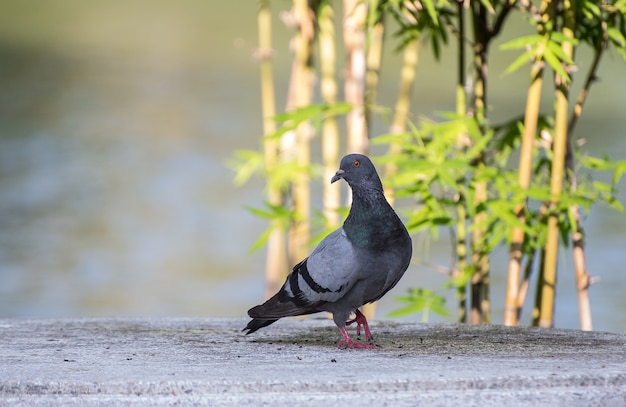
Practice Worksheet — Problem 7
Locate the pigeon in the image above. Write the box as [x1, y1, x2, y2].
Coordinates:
[243, 154, 412, 348]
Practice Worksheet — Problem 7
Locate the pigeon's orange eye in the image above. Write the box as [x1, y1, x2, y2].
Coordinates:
[353, 160, 360, 168]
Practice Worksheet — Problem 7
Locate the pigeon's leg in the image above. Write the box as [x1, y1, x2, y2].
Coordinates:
[335, 326, 377, 349]
[346, 309, 374, 343]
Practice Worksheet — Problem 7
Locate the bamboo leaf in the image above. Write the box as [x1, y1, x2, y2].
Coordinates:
[479, 0, 495, 14]
[248, 226, 273, 253]
[324, 101, 353, 116]
[549, 31, 579, 48]
[487, 201, 535, 234]
[388, 288, 449, 319]
[543, 47, 570, 81]
[466, 131, 494, 160]
[245, 202, 296, 253]
[267, 103, 352, 141]
[582, 0, 601, 17]
[615, 0, 626, 12]
[445, 265, 473, 288]
[500, 34, 543, 50]
[429, 301, 452, 317]
[607, 26, 626, 49]
[264, 122, 299, 141]
[608, 199, 625, 212]
[613, 161, 626, 185]
[245, 203, 296, 221]
[502, 50, 535, 76]
[421, 0, 439, 27]
[273, 104, 323, 122]
[546, 39, 575, 65]
[567, 206, 578, 234]
[229, 149, 265, 186]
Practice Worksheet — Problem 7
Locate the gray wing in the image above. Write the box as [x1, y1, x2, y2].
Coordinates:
[280, 227, 360, 306]
[245, 227, 361, 323]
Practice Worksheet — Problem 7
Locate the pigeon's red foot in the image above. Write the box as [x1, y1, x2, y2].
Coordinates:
[346, 309, 374, 342]
[336, 326, 378, 349]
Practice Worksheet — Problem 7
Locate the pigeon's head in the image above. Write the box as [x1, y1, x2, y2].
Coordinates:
[331, 154, 382, 190]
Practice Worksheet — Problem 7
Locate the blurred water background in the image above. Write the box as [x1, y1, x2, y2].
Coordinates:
[0, 1, 624, 332]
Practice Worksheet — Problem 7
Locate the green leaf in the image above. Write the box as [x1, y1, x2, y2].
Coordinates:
[245, 203, 297, 253]
[613, 162, 626, 185]
[445, 265, 474, 288]
[567, 206, 578, 234]
[372, 131, 414, 146]
[500, 34, 543, 50]
[607, 26, 626, 49]
[264, 122, 299, 142]
[273, 104, 323, 123]
[502, 50, 535, 76]
[543, 46, 570, 81]
[248, 226, 273, 253]
[229, 150, 264, 186]
[479, 0, 495, 14]
[388, 288, 450, 321]
[615, 0, 626, 11]
[549, 31, 579, 48]
[466, 130, 494, 160]
[421, 0, 439, 27]
[582, 0, 601, 17]
[245, 203, 295, 222]
[267, 103, 352, 141]
[546, 38, 575, 65]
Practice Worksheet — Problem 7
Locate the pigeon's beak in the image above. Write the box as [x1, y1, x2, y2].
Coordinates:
[331, 169, 345, 184]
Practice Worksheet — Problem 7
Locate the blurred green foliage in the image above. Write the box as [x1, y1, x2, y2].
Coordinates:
[232, 0, 626, 323]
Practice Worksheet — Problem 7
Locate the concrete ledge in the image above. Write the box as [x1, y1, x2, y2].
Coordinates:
[0, 318, 625, 405]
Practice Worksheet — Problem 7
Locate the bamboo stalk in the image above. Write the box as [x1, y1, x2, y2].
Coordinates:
[532, 246, 547, 326]
[516, 247, 537, 312]
[359, 0, 386, 322]
[470, 181, 489, 324]
[292, 0, 315, 264]
[456, 205, 468, 323]
[257, 0, 288, 297]
[538, 153, 562, 328]
[571, 208, 592, 330]
[504, 58, 544, 325]
[530, 0, 552, 329]
[455, 0, 468, 323]
[343, 0, 369, 154]
[319, 0, 341, 228]
[283, 0, 316, 265]
[280, 26, 300, 267]
[365, 0, 384, 132]
[538, 0, 575, 328]
[469, 1, 490, 325]
[563, 18, 608, 332]
[566, 17, 607, 139]
[384, 37, 419, 203]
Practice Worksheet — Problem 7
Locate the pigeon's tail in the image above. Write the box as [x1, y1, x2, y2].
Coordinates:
[243, 294, 319, 335]
[242, 318, 278, 335]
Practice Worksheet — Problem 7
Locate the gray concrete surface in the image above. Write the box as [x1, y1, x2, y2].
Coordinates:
[0, 317, 624, 406]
